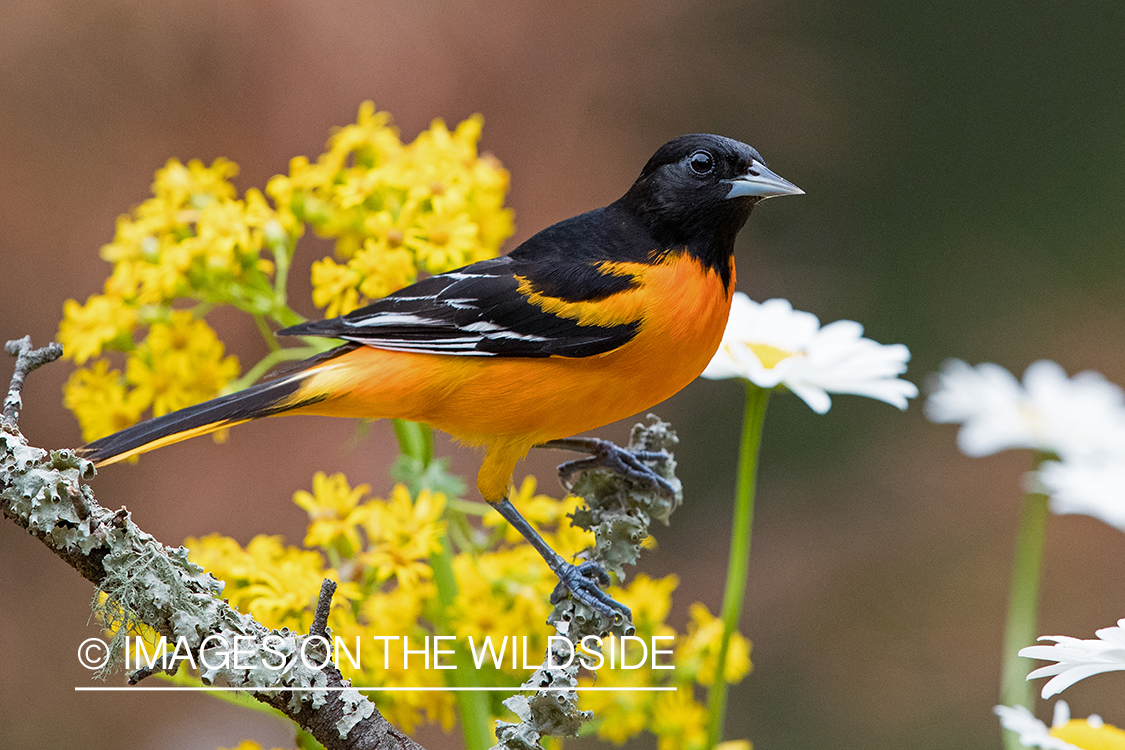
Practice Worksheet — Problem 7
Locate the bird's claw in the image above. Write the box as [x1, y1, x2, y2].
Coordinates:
[544, 437, 677, 497]
[550, 559, 631, 624]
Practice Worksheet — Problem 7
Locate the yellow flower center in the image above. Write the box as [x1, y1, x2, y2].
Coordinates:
[747, 342, 798, 369]
[1053, 719, 1125, 750]
[1018, 401, 1048, 442]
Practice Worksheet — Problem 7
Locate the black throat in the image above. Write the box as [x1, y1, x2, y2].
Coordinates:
[615, 189, 758, 291]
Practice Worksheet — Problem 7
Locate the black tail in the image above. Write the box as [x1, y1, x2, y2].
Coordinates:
[80, 373, 308, 465]
[79, 343, 359, 465]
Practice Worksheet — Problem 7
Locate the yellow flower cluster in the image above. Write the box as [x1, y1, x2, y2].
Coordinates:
[100, 158, 283, 308]
[267, 102, 515, 316]
[57, 155, 281, 441]
[62, 311, 239, 442]
[59, 103, 514, 445]
[183, 471, 751, 746]
[184, 532, 363, 634]
[677, 602, 753, 687]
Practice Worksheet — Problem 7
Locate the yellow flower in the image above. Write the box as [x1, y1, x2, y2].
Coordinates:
[63, 360, 149, 442]
[125, 312, 239, 417]
[358, 584, 433, 642]
[579, 668, 657, 744]
[650, 691, 709, 750]
[352, 238, 417, 300]
[134, 251, 189, 305]
[469, 203, 515, 261]
[348, 584, 455, 732]
[378, 666, 455, 734]
[152, 157, 239, 207]
[266, 156, 322, 231]
[325, 101, 404, 170]
[243, 187, 285, 242]
[403, 208, 479, 274]
[362, 485, 447, 588]
[103, 258, 145, 301]
[185, 533, 359, 632]
[335, 163, 407, 213]
[677, 602, 752, 687]
[57, 295, 138, 364]
[292, 471, 371, 555]
[191, 198, 253, 272]
[310, 257, 362, 317]
[450, 545, 555, 662]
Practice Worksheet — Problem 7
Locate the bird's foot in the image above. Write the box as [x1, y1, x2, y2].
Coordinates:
[540, 437, 677, 496]
[550, 559, 632, 624]
[489, 497, 631, 624]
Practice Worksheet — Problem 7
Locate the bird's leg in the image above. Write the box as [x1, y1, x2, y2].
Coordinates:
[489, 497, 631, 623]
[537, 436, 677, 496]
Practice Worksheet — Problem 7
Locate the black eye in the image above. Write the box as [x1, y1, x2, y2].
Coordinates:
[688, 150, 714, 176]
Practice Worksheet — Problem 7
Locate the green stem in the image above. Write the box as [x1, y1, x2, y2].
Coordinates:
[272, 234, 293, 307]
[392, 419, 434, 467]
[393, 421, 493, 750]
[254, 314, 281, 352]
[706, 382, 770, 749]
[1000, 466, 1050, 750]
[271, 304, 306, 329]
[429, 538, 493, 750]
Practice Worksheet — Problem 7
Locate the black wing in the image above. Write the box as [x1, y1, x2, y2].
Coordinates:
[278, 250, 643, 359]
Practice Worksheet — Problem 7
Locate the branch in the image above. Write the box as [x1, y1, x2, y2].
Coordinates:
[3, 336, 62, 430]
[0, 338, 426, 750]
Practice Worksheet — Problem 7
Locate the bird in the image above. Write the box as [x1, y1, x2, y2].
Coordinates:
[80, 133, 803, 620]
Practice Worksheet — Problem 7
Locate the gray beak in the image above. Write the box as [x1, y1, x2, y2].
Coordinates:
[725, 160, 804, 200]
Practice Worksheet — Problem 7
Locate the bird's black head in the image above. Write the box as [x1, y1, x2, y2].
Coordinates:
[617, 134, 802, 279]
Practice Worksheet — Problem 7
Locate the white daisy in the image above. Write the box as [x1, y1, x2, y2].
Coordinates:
[994, 703, 1082, 750]
[702, 294, 918, 414]
[1022, 618, 1125, 698]
[925, 360, 1125, 460]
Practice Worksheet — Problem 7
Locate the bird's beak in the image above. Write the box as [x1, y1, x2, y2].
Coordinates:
[725, 160, 804, 200]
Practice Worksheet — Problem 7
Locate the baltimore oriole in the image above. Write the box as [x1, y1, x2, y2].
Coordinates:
[81, 134, 802, 619]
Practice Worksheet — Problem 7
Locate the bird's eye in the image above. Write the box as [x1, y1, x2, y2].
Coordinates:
[688, 150, 714, 176]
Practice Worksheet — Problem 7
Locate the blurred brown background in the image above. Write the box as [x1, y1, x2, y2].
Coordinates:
[3, 1, 1125, 748]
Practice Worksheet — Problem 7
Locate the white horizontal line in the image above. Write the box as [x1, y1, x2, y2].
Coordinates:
[75, 686, 676, 692]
